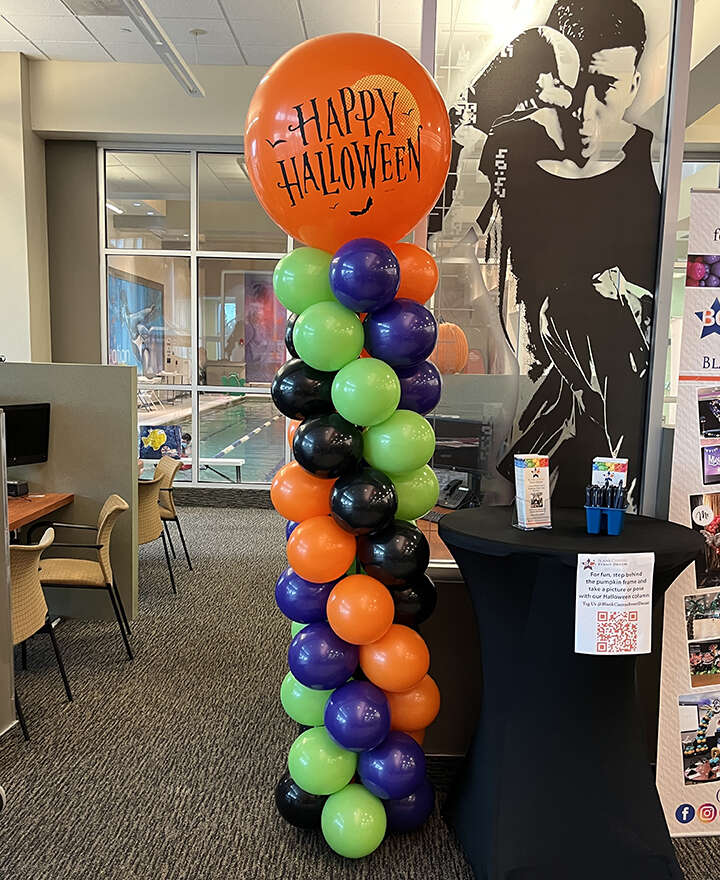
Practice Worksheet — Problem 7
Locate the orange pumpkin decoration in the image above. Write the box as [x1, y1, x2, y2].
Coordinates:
[429, 320, 469, 374]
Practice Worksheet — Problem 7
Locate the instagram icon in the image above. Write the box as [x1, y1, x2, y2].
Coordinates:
[698, 803, 717, 823]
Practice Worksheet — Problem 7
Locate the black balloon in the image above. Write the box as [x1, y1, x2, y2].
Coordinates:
[357, 520, 430, 587]
[275, 770, 327, 829]
[293, 413, 363, 478]
[392, 574, 438, 626]
[331, 468, 398, 535]
[285, 313, 299, 357]
[270, 358, 335, 420]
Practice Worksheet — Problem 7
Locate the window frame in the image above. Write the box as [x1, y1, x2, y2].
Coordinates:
[99, 144, 293, 490]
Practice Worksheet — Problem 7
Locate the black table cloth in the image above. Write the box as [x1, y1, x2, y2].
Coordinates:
[438, 506, 703, 880]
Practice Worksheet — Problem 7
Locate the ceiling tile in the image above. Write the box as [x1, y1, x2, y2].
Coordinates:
[103, 42, 162, 62]
[146, 0, 224, 17]
[242, 43, 291, 65]
[6, 14, 91, 41]
[0, 18, 23, 39]
[0, 0, 72, 13]
[0, 38, 45, 58]
[175, 42, 244, 64]
[38, 41, 112, 60]
[380, 0, 422, 24]
[301, 0, 375, 25]
[158, 16, 235, 45]
[220, 0, 297, 21]
[229, 17, 302, 46]
[79, 15, 145, 44]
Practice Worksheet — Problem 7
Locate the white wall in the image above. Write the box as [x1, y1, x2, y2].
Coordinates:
[0, 54, 51, 362]
[29, 60, 266, 143]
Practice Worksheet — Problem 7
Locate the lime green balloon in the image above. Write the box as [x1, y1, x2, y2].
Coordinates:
[273, 247, 334, 314]
[280, 671, 333, 726]
[389, 465, 440, 520]
[290, 620, 307, 638]
[321, 784, 387, 859]
[288, 726, 357, 796]
[364, 410, 435, 474]
[331, 358, 401, 427]
[293, 301, 364, 371]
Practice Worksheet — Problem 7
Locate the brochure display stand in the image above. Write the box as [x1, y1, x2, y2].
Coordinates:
[439, 507, 702, 880]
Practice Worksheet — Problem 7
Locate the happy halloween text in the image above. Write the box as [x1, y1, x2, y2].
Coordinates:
[276, 87, 422, 207]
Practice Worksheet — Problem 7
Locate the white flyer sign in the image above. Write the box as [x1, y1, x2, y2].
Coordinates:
[575, 552, 654, 655]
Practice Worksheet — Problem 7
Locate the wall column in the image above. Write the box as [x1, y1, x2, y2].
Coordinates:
[0, 53, 50, 362]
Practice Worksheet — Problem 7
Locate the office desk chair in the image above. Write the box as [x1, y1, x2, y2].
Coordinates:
[154, 456, 192, 571]
[10, 528, 72, 741]
[33, 495, 132, 661]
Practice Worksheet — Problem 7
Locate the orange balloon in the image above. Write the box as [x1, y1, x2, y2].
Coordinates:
[359, 624, 429, 693]
[386, 674, 440, 731]
[287, 419, 301, 446]
[403, 729, 425, 746]
[287, 515, 357, 582]
[327, 574, 394, 645]
[245, 34, 451, 252]
[393, 243, 438, 304]
[270, 461, 333, 522]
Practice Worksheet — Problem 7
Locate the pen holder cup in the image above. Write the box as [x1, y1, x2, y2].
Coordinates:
[585, 506, 602, 535]
[585, 506, 627, 536]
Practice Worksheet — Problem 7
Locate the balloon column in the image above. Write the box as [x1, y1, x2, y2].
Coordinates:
[246, 32, 451, 859]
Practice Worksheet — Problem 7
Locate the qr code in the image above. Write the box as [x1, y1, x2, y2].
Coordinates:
[596, 611, 638, 653]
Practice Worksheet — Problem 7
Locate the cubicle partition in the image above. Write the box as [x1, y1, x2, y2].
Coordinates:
[0, 363, 138, 619]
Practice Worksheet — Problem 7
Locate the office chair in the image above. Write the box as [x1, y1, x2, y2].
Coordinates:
[154, 456, 192, 571]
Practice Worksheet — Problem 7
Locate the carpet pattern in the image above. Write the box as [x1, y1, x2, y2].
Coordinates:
[0, 506, 717, 879]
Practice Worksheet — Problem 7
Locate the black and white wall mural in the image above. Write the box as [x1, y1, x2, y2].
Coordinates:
[429, 0, 672, 508]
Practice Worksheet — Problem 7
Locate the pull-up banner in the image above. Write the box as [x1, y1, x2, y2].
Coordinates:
[657, 189, 720, 835]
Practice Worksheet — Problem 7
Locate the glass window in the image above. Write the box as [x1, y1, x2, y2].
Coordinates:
[105, 151, 190, 249]
[198, 153, 287, 253]
[198, 392, 285, 483]
[198, 258, 286, 386]
[137, 388, 192, 482]
[107, 255, 192, 384]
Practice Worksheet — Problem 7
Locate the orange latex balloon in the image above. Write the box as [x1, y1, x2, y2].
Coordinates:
[393, 243, 438, 304]
[287, 515, 357, 582]
[359, 624, 429, 693]
[245, 34, 451, 252]
[386, 674, 440, 731]
[327, 574, 394, 645]
[403, 729, 425, 746]
[287, 419, 301, 446]
[270, 461, 333, 522]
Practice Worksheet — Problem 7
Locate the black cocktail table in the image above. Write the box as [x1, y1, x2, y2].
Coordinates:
[438, 506, 703, 880]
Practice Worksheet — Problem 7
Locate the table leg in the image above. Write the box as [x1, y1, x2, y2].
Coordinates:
[444, 548, 682, 880]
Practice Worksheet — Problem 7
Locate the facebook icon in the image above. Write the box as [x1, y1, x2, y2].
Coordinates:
[676, 804, 695, 824]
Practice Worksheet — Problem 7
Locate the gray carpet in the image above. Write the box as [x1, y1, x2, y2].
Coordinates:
[0, 506, 716, 879]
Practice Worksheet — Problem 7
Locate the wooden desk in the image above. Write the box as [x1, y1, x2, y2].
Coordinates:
[8, 493, 74, 531]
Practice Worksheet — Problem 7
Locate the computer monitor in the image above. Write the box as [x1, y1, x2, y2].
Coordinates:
[702, 444, 720, 486]
[0, 403, 51, 467]
[430, 415, 492, 475]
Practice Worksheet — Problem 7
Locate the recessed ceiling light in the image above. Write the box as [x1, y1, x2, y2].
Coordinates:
[106, 201, 123, 214]
[133, 202, 141, 207]
[147, 211, 155, 215]
[183, 233, 189, 237]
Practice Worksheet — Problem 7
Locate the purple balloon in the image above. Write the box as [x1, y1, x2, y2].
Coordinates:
[396, 360, 442, 415]
[286, 520, 300, 540]
[275, 568, 336, 623]
[358, 731, 426, 799]
[385, 777, 435, 832]
[324, 681, 390, 752]
[704, 255, 720, 264]
[288, 622, 358, 690]
[364, 298, 438, 368]
[712, 262, 720, 278]
[706, 275, 720, 288]
[330, 238, 399, 313]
